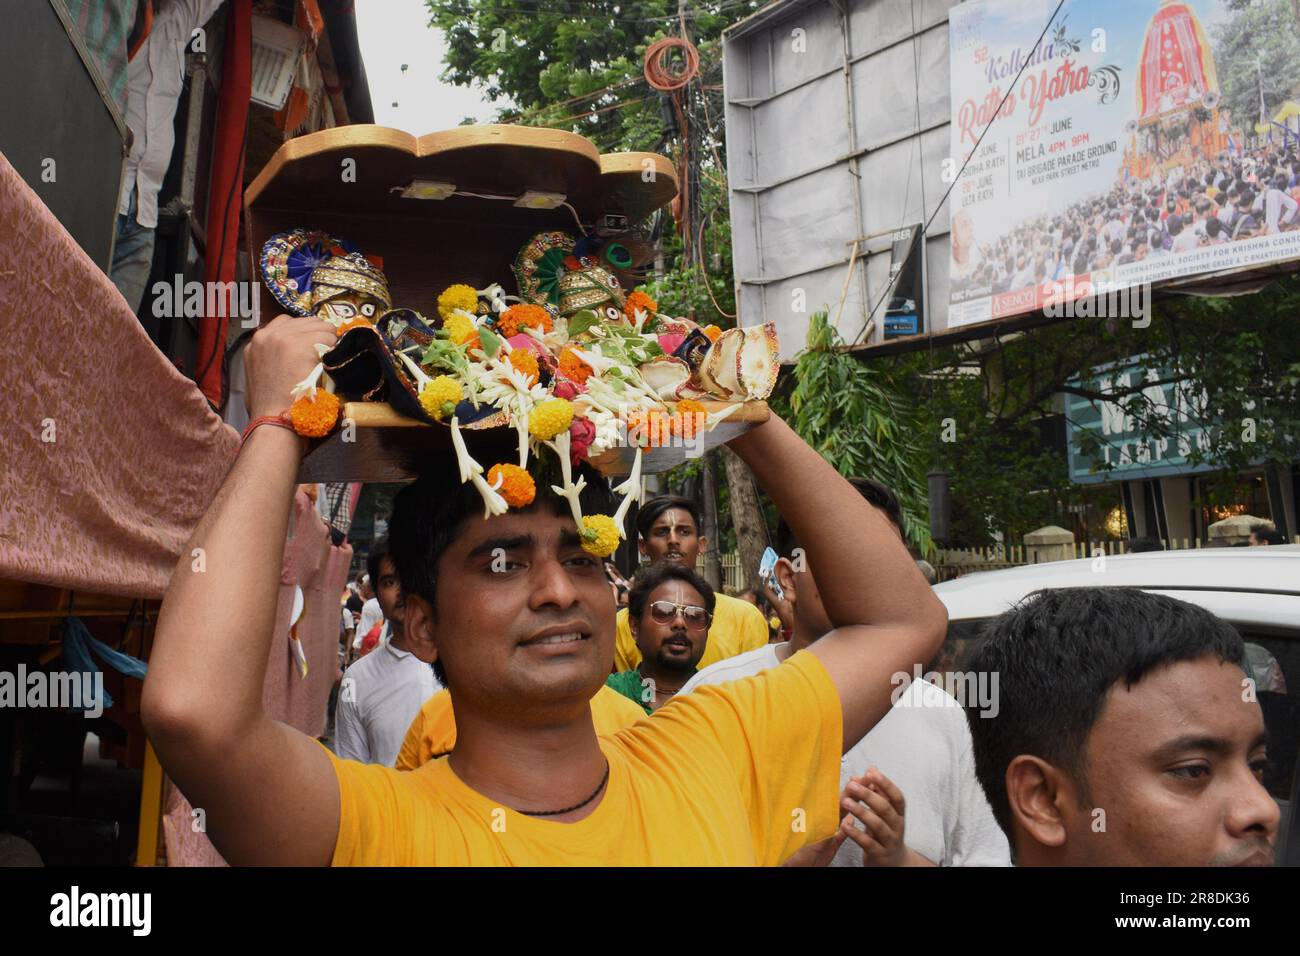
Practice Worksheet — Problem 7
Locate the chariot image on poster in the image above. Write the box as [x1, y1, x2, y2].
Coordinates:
[948, 0, 1300, 328]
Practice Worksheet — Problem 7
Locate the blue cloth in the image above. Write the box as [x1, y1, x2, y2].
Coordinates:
[61, 616, 148, 712]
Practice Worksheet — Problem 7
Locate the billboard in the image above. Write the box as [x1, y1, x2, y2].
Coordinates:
[1065, 357, 1216, 484]
[948, 0, 1300, 328]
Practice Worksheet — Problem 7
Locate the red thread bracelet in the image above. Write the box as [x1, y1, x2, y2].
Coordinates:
[240, 414, 299, 452]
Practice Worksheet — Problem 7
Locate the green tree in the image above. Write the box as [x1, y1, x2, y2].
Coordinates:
[890, 276, 1300, 546]
[426, 0, 751, 153]
[1212, 0, 1300, 128]
[786, 312, 933, 552]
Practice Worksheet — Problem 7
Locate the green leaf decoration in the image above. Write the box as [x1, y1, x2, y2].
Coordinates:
[566, 309, 600, 338]
[477, 325, 502, 358]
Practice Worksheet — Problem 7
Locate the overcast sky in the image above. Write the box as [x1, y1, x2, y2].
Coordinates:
[355, 0, 503, 132]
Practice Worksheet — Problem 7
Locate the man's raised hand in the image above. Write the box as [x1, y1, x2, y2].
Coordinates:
[243, 314, 336, 420]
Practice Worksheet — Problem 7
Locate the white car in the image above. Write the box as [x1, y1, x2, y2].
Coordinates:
[933, 545, 1300, 865]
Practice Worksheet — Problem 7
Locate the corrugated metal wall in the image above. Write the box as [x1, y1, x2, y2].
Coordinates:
[724, 0, 957, 357]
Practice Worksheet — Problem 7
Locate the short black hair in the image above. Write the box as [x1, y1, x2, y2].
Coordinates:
[388, 447, 616, 686]
[776, 476, 903, 557]
[963, 588, 1245, 844]
[635, 495, 702, 542]
[366, 538, 390, 587]
[1250, 523, 1285, 545]
[1127, 536, 1163, 553]
[627, 560, 715, 625]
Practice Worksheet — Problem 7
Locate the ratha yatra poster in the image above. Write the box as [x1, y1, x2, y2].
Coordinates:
[947, 0, 1300, 327]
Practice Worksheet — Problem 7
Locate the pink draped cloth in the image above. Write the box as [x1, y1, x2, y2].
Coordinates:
[0, 149, 240, 597]
[0, 151, 354, 865]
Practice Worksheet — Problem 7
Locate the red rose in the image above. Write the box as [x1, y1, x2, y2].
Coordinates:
[569, 416, 597, 465]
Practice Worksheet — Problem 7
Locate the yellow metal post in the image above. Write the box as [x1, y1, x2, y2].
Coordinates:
[135, 739, 165, 866]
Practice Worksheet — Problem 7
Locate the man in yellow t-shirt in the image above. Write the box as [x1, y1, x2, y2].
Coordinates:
[395, 685, 645, 770]
[141, 314, 947, 866]
[613, 495, 768, 672]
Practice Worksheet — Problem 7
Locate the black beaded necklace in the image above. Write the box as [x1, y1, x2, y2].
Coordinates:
[517, 759, 610, 817]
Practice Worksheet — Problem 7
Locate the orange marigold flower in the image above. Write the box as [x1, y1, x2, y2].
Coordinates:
[506, 348, 539, 385]
[625, 407, 671, 447]
[558, 348, 593, 384]
[497, 303, 554, 339]
[289, 390, 340, 437]
[702, 324, 723, 342]
[624, 289, 658, 318]
[671, 398, 707, 438]
[488, 463, 536, 508]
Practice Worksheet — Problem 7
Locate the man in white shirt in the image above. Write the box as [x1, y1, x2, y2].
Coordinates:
[680, 478, 1009, 868]
[353, 566, 384, 652]
[111, 0, 226, 312]
[335, 544, 442, 765]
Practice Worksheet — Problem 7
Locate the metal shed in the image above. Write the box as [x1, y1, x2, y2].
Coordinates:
[723, 0, 958, 358]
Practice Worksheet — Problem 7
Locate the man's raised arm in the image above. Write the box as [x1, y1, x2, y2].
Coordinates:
[728, 415, 947, 751]
[141, 316, 342, 865]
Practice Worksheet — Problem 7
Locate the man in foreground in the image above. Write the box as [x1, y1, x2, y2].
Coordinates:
[394, 682, 645, 770]
[141, 313, 946, 866]
[613, 496, 768, 672]
[963, 588, 1278, 866]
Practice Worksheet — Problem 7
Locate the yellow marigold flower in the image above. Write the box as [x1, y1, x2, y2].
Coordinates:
[437, 283, 478, 320]
[558, 348, 593, 384]
[702, 324, 723, 342]
[443, 311, 478, 346]
[419, 375, 462, 421]
[580, 514, 620, 557]
[624, 289, 657, 318]
[528, 398, 574, 440]
[289, 390, 340, 437]
[488, 463, 536, 508]
[506, 348, 539, 386]
[672, 398, 707, 438]
[496, 303, 554, 339]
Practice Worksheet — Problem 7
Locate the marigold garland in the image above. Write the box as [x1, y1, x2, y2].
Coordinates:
[579, 514, 620, 557]
[437, 284, 478, 320]
[496, 303, 553, 339]
[506, 348, 540, 386]
[487, 463, 536, 508]
[443, 312, 479, 347]
[528, 398, 574, 440]
[625, 407, 670, 447]
[672, 398, 707, 438]
[702, 324, 722, 342]
[419, 375, 462, 421]
[289, 390, 340, 437]
[624, 289, 657, 318]
[557, 348, 593, 384]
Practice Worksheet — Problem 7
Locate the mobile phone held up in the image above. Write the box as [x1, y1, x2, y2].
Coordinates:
[759, 546, 784, 601]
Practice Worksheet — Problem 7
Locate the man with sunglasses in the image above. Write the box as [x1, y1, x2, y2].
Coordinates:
[606, 563, 714, 713]
[613, 496, 768, 672]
